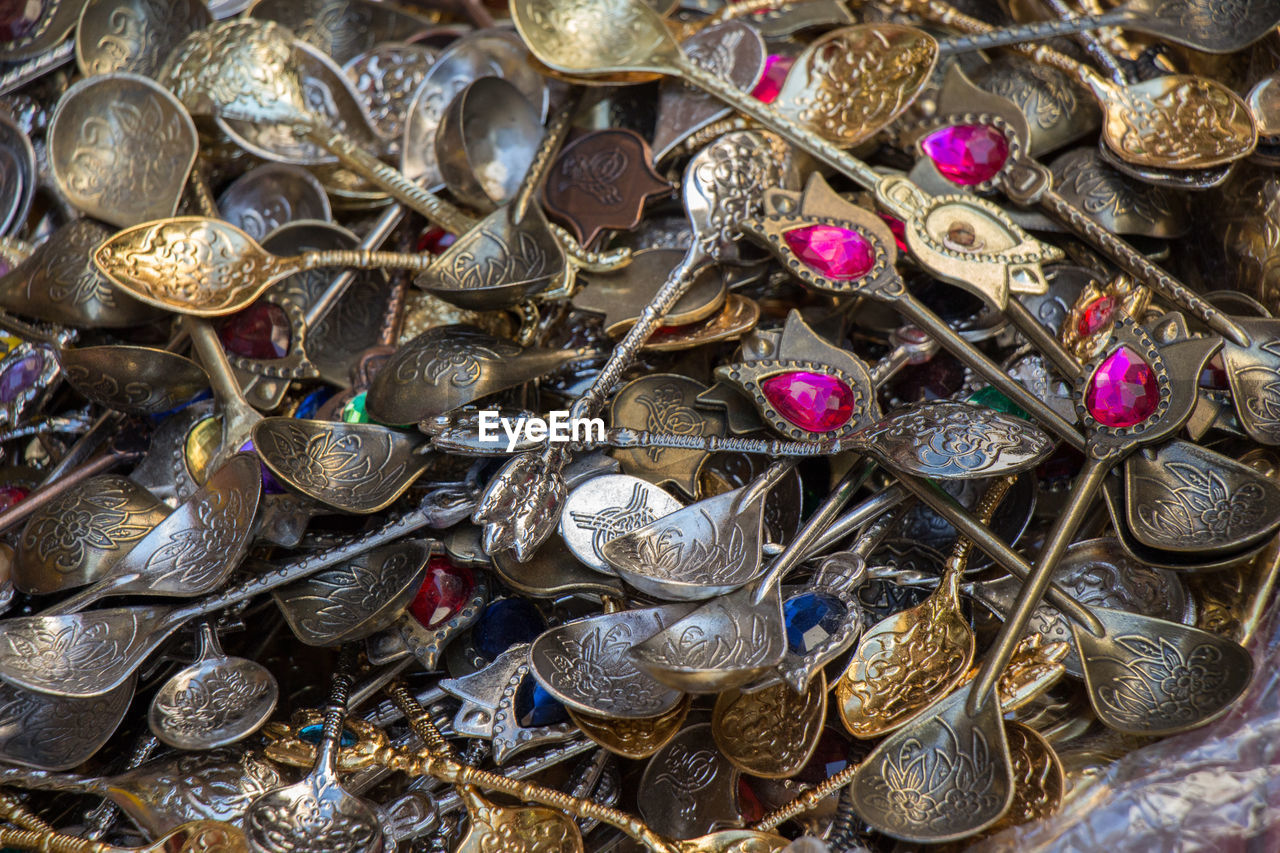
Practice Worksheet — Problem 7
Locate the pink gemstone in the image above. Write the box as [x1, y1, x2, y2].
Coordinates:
[762, 371, 855, 432]
[410, 556, 475, 629]
[0, 485, 26, 511]
[1076, 296, 1115, 337]
[752, 54, 794, 104]
[783, 224, 875, 280]
[921, 124, 1010, 185]
[1084, 345, 1159, 428]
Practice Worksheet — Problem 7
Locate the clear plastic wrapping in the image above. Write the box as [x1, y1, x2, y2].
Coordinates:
[969, 605, 1280, 852]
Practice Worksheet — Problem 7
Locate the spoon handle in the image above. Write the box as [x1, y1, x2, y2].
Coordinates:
[751, 461, 873, 603]
[512, 95, 578, 223]
[316, 646, 359, 776]
[301, 249, 435, 273]
[934, 8, 1131, 55]
[0, 40, 73, 97]
[1028, 178, 1251, 347]
[891, 294, 1087, 451]
[302, 124, 476, 236]
[0, 825, 115, 853]
[168, 504, 439, 625]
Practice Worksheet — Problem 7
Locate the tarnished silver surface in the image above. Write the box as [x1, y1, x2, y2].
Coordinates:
[558, 474, 682, 575]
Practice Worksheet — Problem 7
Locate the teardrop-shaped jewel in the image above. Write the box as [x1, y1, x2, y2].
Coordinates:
[409, 556, 476, 629]
[783, 225, 875, 280]
[761, 371, 855, 432]
[921, 124, 1010, 185]
[1084, 345, 1159, 427]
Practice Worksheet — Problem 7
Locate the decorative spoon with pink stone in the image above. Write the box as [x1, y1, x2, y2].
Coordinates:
[901, 105, 1253, 350]
[739, 174, 1085, 452]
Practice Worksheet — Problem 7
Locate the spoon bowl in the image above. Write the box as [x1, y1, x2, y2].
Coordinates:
[48, 73, 198, 228]
[435, 76, 541, 211]
[60, 345, 209, 415]
[254, 418, 430, 513]
[273, 540, 433, 646]
[149, 621, 278, 751]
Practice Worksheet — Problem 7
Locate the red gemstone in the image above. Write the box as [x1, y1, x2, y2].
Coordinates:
[1076, 296, 1115, 338]
[921, 124, 1010, 186]
[878, 213, 909, 253]
[0, 0, 42, 43]
[410, 556, 475, 629]
[1085, 345, 1159, 427]
[752, 54, 794, 104]
[762, 371, 855, 432]
[0, 485, 26, 512]
[737, 778, 765, 823]
[783, 224, 875, 280]
[218, 303, 290, 360]
[416, 226, 457, 255]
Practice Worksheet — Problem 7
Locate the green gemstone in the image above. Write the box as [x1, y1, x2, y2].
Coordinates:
[341, 391, 372, 424]
[967, 386, 1029, 420]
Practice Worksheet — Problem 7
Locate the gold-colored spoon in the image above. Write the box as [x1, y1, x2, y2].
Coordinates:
[835, 475, 1015, 739]
[92, 216, 433, 317]
[890, 0, 1256, 169]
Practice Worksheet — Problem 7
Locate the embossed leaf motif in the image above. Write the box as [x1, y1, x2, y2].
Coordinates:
[1136, 461, 1266, 544]
[459, 795, 582, 853]
[248, 792, 379, 853]
[155, 668, 273, 737]
[1103, 76, 1256, 168]
[1094, 634, 1235, 728]
[773, 25, 937, 147]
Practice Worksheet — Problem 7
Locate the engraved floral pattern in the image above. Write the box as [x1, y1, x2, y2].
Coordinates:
[153, 667, 274, 738]
[260, 423, 411, 508]
[715, 679, 823, 774]
[391, 328, 522, 389]
[859, 402, 1051, 477]
[1094, 635, 1237, 729]
[539, 623, 673, 715]
[22, 479, 157, 573]
[247, 789, 379, 853]
[1134, 461, 1266, 546]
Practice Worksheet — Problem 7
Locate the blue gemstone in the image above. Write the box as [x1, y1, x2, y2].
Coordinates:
[295, 387, 335, 420]
[474, 598, 546, 663]
[783, 591, 846, 655]
[298, 723, 358, 747]
[514, 676, 567, 728]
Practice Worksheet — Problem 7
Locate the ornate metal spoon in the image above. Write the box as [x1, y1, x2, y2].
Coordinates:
[158, 19, 471, 235]
[47, 73, 198, 228]
[92, 216, 435, 318]
[472, 129, 798, 559]
[148, 620, 278, 750]
[272, 540, 433, 646]
[890, 0, 1256, 169]
[835, 475, 1015, 739]
[0, 494, 453, 697]
[933, 0, 1280, 54]
[244, 647, 384, 853]
[253, 419, 431, 514]
[601, 461, 793, 600]
[434, 76, 541, 212]
[41, 453, 261, 615]
[60, 345, 209, 416]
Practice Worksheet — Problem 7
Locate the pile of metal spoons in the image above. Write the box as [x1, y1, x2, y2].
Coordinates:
[0, 0, 1274, 849]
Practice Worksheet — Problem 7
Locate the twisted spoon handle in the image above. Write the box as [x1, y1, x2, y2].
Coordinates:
[303, 124, 476, 235]
[936, 9, 1131, 54]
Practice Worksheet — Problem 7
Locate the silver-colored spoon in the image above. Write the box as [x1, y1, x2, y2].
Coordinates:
[148, 620, 278, 750]
[41, 453, 261, 615]
[244, 646, 385, 853]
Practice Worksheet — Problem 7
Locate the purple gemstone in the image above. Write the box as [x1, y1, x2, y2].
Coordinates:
[921, 124, 1010, 185]
[0, 353, 42, 403]
[238, 439, 284, 494]
[0, 0, 43, 43]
